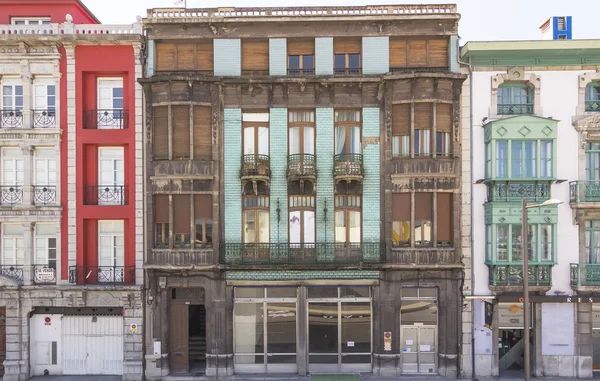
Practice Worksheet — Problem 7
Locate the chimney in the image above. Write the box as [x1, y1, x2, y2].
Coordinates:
[540, 16, 572, 40]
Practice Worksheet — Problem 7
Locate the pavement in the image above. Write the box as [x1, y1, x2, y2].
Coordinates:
[24, 376, 595, 381]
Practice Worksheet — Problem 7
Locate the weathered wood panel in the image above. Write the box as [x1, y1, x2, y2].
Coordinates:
[172, 105, 190, 159]
[391, 157, 456, 175]
[153, 161, 213, 177]
[388, 248, 457, 265]
[151, 249, 217, 266]
[153, 106, 169, 159]
[242, 40, 269, 70]
[288, 39, 314, 55]
[194, 106, 212, 160]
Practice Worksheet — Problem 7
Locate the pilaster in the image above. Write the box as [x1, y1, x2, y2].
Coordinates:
[21, 222, 33, 285]
[65, 44, 76, 269]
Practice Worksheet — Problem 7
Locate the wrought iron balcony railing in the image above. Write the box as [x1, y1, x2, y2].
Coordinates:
[287, 154, 317, 180]
[32, 109, 56, 128]
[0, 265, 23, 282]
[0, 109, 24, 128]
[34, 264, 56, 284]
[155, 70, 214, 76]
[487, 181, 551, 203]
[220, 242, 385, 265]
[33, 185, 57, 205]
[83, 109, 129, 129]
[334, 68, 362, 75]
[68, 265, 135, 285]
[288, 69, 315, 76]
[570, 263, 600, 287]
[497, 103, 533, 115]
[569, 181, 600, 203]
[84, 185, 128, 205]
[390, 66, 448, 73]
[0, 185, 23, 205]
[586, 100, 600, 112]
[488, 264, 553, 287]
[241, 154, 271, 179]
[334, 153, 363, 179]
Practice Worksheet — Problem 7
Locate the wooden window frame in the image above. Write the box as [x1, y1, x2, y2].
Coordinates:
[334, 110, 362, 155]
[241, 39, 269, 76]
[586, 82, 600, 112]
[497, 84, 533, 115]
[288, 195, 316, 245]
[288, 54, 315, 76]
[334, 195, 362, 244]
[490, 223, 554, 263]
[288, 110, 315, 155]
[243, 120, 270, 155]
[242, 195, 270, 243]
[334, 53, 361, 75]
[173, 195, 191, 248]
[585, 142, 600, 180]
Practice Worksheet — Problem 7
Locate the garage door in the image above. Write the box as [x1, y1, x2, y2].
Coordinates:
[62, 316, 123, 375]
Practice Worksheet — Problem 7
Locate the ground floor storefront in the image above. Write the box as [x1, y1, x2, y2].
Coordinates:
[144, 269, 462, 380]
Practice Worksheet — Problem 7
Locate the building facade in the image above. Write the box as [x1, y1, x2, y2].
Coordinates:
[141, 5, 466, 379]
[0, 1, 144, 379]
[460, 18, 600, 379]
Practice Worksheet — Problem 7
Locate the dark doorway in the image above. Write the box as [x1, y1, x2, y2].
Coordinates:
[189, 305, 206, 375]
[499, 329, 533, 377]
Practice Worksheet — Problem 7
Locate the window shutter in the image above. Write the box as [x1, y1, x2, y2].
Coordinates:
[242, 40, 269, 71]
[173, 195, 191, 234]
[195, 41, 214, 71]
[436, 103, 452, 132]
[407, 40, 427, 67]
[414, 193, 433, 220]
[392, 193, 410, 221]
[193, 106, 212, 160]
[427, 39, 448, 68]
[153, 106, 169, 159]
[414, 103, 432, 130]
[333, 38, 361, 54]
[156, 43, 176, 71]
[389, 38, 407, 68]
[154, 195, 169, 224]
[172, 105, 190, 159]
[436, 192, 453, 242]
[392, 104, 410, 135]
[177, 44, 196, 71]
[195, 195, 212, 219]
[288, 39, 315, 55]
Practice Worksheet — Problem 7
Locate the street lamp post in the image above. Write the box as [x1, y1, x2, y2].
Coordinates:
[521, 198, 562, 381]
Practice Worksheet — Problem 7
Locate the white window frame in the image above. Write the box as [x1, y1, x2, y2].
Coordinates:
[1, 224, 24, 266]
[1, 77, 24, 111]
[97, 78, 124, 129]
[33, 77, 57, 128]
[98, 220, 125, 283]
[34, 223, 57, 267]
[10, 17, 51, 25]
[1, 148, 25, 186]
[34, 148, 57, 186]
[98, 147, 124, 206]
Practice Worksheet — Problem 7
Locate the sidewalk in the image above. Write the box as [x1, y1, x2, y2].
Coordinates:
[26, 376, 584, 381]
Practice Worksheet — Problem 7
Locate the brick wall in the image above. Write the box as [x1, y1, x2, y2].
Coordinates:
[362, 107, 381, 251]
[214, 39, 241, 76]
[315, 37, 333, 75]
[269, 108, 288, 242]
[269, 38, 287, 76]
[362, 37, 389, 74]
[316, 108, 334, 246]
[223, 108, 242, 243]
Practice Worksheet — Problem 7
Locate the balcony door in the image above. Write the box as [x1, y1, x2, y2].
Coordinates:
[97, 78, 124, 129]
[1, 148, 24, 205]
[33, 78, 56, 128]
[98, 147, 124, 205]
[98, 220, 124, 283]
[34, 223, 57, 283]
[1, 224, 24, 268]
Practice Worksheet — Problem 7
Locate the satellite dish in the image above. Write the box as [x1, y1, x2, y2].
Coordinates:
[65, 14, 73, 23]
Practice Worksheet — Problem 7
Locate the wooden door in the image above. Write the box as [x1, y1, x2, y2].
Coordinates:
[169, 303, 189, 373]
[0, 307, 6, 374]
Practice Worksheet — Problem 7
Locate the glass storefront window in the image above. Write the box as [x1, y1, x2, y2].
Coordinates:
[308, 287, 338, 299]
[234, 303, 265, 364]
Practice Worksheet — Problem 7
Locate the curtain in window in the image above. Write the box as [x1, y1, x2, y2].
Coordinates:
[335, 126, 346, 155]
[289, 127, 300, 155]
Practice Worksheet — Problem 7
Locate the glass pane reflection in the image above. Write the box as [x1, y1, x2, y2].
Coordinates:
[267, 303, 297, 355]
[309, 303, 338, 354]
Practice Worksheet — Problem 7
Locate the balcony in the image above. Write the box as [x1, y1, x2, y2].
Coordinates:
[334, 154, 363, 183]
[0, 109, 23, 128]
[287, 154, 317, 183]
[288, 69, 315, 76]
[0, 265, 23, 282]
[68, 265, 135, 285]
[488, 264, 553, 290]
[220, 242, 384, 266]
[388, 247, 457, 265]
[487, 181, 550, 203]
[570, 263, 600, 289]
[334, 68, 362, 75]
[570, 181, 600, 205]
[241, 154, 270, 190]
[0, 186, 23, 205]
[150, 248, 216, 266]
[83, 109, 129, 130]
[586, 100, 600, 112]
[34, 265, 56, 285]
[497, 103, 533, 115]
[33, 185, 57, 205]
[84, 185, 128, 206]
[32, 109, 57, 128]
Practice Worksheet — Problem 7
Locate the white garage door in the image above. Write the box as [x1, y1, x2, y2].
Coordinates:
[62, 316, 123, 375]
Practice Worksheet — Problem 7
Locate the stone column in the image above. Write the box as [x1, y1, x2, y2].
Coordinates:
[3, 290, 24, 381]
[22, 222, 34, 285]
[123, 291, 144, 381]
[297, 286, 308, 376]
[19, 144, 33, 206]
[373, 274, 401, 377]
[20, 60, 32, 128]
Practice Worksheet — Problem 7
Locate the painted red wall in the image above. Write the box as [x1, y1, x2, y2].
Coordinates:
[0, 1, 99, 24]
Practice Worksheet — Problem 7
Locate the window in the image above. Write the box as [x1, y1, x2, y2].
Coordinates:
[414, 193, 432, 246]
[496, 141, 507, 178]
[98, 147, 125, 205]
[557, 17, 566, 31]
[497, 84, 533, 115]
[243, 196, 270, 243]
[172, 105, 190, 159]
[195, 195, 212, 246]
[414, 103, 432, 156]
[389, 38, 449, 69]
[485, 143, 492, 178]
[436, 103, 452, 156]
[1, 148, 24, 187]
[98, 220, 124, 282]
[243, 112, 270, 175]
[97, 78, 124, 129]
[1, 77, 23, 114]
[334, 39, 361, 75]
[540, 141, 553, 177]
[154, 195, 169, 248]
[288, 111, 315, 155]
[334, 110, 361, 155]
[586, 221, 600, 263]
[289, 195, 315, 245]
[242, 40, 269, 75]
[288, 39, 315, 76]
[492, 140, 550, 179]
[34, 148, 57, 187]
[487, 223, 554, 263]
[392, 104, 410, 157]
[586, 142, 600, 180]
[173, 195, 191, 248]
[511, 140, 536, 178]
[153, 106, 168, 160]
[35, 223, 57, 268]
[334, 195, 361, 243]
[193, 106, 212, 160]
[392, 193, 410, 247]
[33, 77, 56, 128]
[11, 17, 51, 25]
[155, 41, 214, 73]
[2, 224, 24, 266]
[586, 82, 600, 112]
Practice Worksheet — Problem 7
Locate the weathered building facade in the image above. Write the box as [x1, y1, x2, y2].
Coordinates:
[141, 5, 466, 378]
[0, 1, 144, 379]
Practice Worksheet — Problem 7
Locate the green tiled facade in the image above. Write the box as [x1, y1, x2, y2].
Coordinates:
[269, 108, 288, 243]
[362, 107, 381, 251]
[223, 108, 242, 243]
[225, 270, 381, 281]
[315, 108, 335, 245]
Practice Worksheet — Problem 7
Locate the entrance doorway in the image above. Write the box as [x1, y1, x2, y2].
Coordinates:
[400, 288, 438, 374]
[499, 329, 532, 376]
[169, 288, 206, 375]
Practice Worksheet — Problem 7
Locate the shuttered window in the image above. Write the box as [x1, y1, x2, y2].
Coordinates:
[156, 43, 176, 72]
[414, 193, 433, 246]
[177, 44, 196, 71]
[428, 39, 448, 68]
[288, 39, 315, 76]
[334, 38, 361, 75]
[414, 103, 433, 156]
[172, 105, 190, 159]
[195, 195, 212, 245]
[242, 40, 269, 75]
[155, 41, 214, 73]
[407, 40, 427, 67]
[392, 104, 410, 157]
[153, 106, 169, 160]
[195, 41, 214, 72]
[436, 103, 452, 156]
[392, 193, 410, 246]
[437, 192, 453, 245]
[193, 106, 212, 160]
[173, 195, 191, 247]
[389, 38, 407, 69]
[154, 195, 169, 247]
[391, 38, 449, 69]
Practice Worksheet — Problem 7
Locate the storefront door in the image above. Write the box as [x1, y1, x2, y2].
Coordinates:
[401, 325, 436, 373]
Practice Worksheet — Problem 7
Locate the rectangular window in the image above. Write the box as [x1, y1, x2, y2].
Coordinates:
[436, 103, 452, 156]
[392, 104, 410, 157]
[288, 111, 315, 155]
[541, 225, 552, 261]
[154, 195, 169, 248]
[34, 148, 57, 186]
[98, 147, 125, 206]
[496, 140, 507, 178]
[172, 105, 190, 159]
[97, 78, 124, 129]
[289, 195, 315, 245]
[333, 39, 361, 75]
[173, 195, 191, 248]
[497, 85, 532, 115]
[540, 140, 552, 177]
[2, 223, 24, 265]
[414, 103, 432, 156]
[486, 225, 492, 261]
[585, 142, 600, 181]
[243, 195, 270, 244]
[288, 39, 315, 76]
[414, 193, 432, 246]
[437, 193, 453, 246]
[153, 106, 169, 160]
[496, 225, 508, 261]
[334, 110, 361, 155]
[586, 221, 600, 263]
[511, 140, 536, 178]
[392, 193, 410, 247]
[491, 223, 554, 263]
[485, 143, 492, 178]
[195, 194, 212, 246]
[193, 105, 212, 160]
[334, 195, 361, 243]
[1, 78, 24, 111]
[511, 224, 523, 261]
[11, 17, 51, 25]
[98, 220, 125, 283]
[2, 148, 24, 186]
[156, 41, 214, 73]
[242, 40, 269, 75]
[34, 77, 56, 128]
[35, 223, 57, 268]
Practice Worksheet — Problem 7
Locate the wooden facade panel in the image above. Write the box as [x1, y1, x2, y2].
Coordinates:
[173, 195, 191, 234]
[193, 106, 212, 160]
[288, 39, 315, 55]
[334, 38, 361, 53]
[414, 78, 435, 100]
[436, 103, 452, 132]
[333, 84, 362, 106]
[437, 192, 453, 242]
[392, 80, 412, 101]
[191, 83, 211, 103]
[177, 44, 196, 71]
[154, 195, 169, 223]
[156, 43, 176, 71]
[392, 104, 410, 135]
[392, 193, 410, 221]
[242, 40, 269, 70]
[389, 38, 407, 68]
[436, 79, 454, 101]
[407, 40, 427, 67]
[172, 105, 190, 159]
[170, 82, 190, 102]
[414, 102, 432, 130]
[151, 83, 170, 104]
[428, 39, 448, 67]
[153, 106, 169, 159]
[195, 194, 212, 219]
[195, 41, 214, 71]
[415, 193, 433, 220]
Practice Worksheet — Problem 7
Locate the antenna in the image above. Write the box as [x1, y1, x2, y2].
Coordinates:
[174, 0, 187, 8]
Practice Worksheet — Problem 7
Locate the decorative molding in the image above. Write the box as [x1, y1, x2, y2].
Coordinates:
[452, 80, 461, 142]
[210, 84, 219, 145]
[384, 82, 392, 142]
[489, 67, 542, 118]
[576, 70, 600, 116]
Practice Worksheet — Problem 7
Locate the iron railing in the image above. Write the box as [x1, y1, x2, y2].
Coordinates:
[33, 264, 56, 284]
[569, 181, 600, 203]
[83, 109, 128, 129]
[68, 265, 135, 285]
[220, 242, 385, 265]
[497, 103, 533, 115]
[570, 263, 600, 287]
[287, 154, 317, 179]
[334, 153, 363, 178]
[155, 70, 214, 76]
[33, 185, 57, 205]
[0, 109, 23, 128]
[585, 100, 600, 112]
[0, 265, 23, 282]
[390, 66, 448, 73]
[334, 67, 362, 75]
[0, 185, 23, 205]
[488, 264, 553, 287]
[32, 109, 56, 128]
[241, 154, 270, 178]
[84, 185, 128, 205]
[288, 69, 315, 76]
[487, 181, 551, 203]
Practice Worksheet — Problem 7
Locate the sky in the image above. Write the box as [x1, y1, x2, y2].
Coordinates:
[85, 0, 598, 43]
